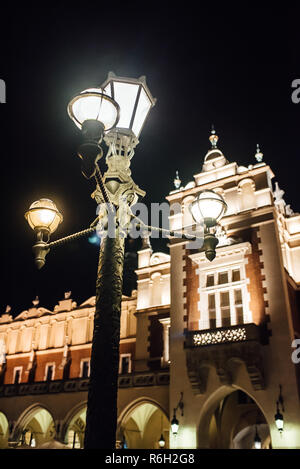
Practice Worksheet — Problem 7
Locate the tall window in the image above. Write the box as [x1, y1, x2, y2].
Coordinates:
[220, 291, 230, 327]
[199, 264, 251, 330]
[13, 367, 22, 384]
[208, 294, 216, 328]
[235, 289, 244, 324]
[80, 359, 90, 378]
[44, 363, 55, 382]
[119, 354, 132, 374]
[238, 179, 256, 211]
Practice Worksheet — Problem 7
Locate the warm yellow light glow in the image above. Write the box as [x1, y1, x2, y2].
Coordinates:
[39, 209, 55, 225]
[25, 199, 63, 234]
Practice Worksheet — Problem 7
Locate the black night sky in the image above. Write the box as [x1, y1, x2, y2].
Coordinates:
[1, 4, 300, 317]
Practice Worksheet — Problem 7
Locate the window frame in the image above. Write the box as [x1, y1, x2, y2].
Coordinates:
[13, 366, 22, 384]
[44, 362, 55, 382]
[118, 353, 132, 374]
[80, 358, 91, 378]
[198, 263, 251, 330]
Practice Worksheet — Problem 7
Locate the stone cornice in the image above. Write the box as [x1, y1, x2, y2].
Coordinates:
[166, 164, 274, 203]
[189, 241, 252, 266]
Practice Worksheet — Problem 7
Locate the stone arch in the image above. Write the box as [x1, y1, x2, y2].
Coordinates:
[14, 403, 55, 447]
[197, 385, 270, 449]
[231, 423, 270, 449]
[62, 401, 87, 448]
[117, 397, 169, 449]
[0, 411, 9, 448]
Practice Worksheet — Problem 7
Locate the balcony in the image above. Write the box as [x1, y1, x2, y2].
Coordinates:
[185, 323, 264, 348]
[184, 323, 268, 393]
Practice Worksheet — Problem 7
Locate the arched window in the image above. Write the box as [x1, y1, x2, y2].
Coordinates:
[151, 272, 162, 306]
[17, 406, 55, 448]
[65, 407, 86, 449]
[238, 179, 256, 211]
[119, 401, 169, 449]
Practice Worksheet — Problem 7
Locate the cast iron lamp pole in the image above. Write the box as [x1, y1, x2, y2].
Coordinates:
[24, 73, 227, 450]
[67, 76, 155, 449]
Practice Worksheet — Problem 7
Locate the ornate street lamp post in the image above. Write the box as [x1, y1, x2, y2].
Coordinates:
[68, 74, 156, 449]
[24, 72, 227, 449]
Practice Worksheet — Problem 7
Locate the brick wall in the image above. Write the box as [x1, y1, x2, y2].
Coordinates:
[244, 228, 268, 325]
[184, 249, 200, 331]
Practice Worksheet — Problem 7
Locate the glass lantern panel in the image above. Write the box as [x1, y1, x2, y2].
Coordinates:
[254, 440, 262, 449]
[112, 82, 139, 129]
[171, 422, 179, 434]
[190, 201, 203, 224]
[48, 213, 62, 233]
[198, 192, 224, 220]
[28, 209, 55, 229]
[275, 416, 283, 431]
[132, 87, 152, 137]
[72, 93, 118, 130]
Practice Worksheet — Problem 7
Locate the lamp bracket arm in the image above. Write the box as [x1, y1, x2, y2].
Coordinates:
[175, 392, 184, 416]
[130, 214, 202, 242]
[48, 226, 97, 249]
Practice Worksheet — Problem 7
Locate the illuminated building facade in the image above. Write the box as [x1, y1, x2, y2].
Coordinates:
[0, 131, 300, 449]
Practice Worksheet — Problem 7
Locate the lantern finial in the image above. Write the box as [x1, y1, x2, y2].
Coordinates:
[174, 170, 181, 189]
[255, 144, 263, 163]
[209, 125, 218, 148]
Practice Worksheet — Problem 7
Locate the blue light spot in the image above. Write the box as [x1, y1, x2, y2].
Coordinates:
[88, 233, 100, 245]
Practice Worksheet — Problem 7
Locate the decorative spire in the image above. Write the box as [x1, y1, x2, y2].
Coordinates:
[64, 291, 72, 299]
[285, 204, 294, 217]
[273, 182, 285, 204]
[32, 296, 39, 307]
[209, 125, 219, 148]
[255, 144, 263, 163]
[5, 305, 11, 313]
[174, 170, 181, 189]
